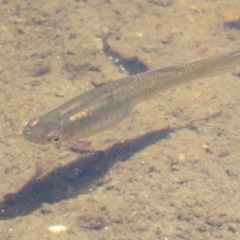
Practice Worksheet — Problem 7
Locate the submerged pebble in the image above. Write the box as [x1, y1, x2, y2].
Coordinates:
[147, 0, 174, 7]
[48, 225, 67, 234]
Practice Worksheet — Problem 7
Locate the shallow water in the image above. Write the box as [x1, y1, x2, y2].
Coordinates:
[0, 0, 240, 239]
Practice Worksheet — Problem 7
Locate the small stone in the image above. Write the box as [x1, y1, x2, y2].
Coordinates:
[202, 145, 212, 153]
[13, 18, 27, 24]
[94, 37, 103, 51]
[102, 27, 111, 36]
[136, 32, 143, 38]
[48, 225, 67, 234]
[223, 14, 240, 31]
[55, 89, 67, 97]
[176, 153, 186, 163]
[147, 0, 174, 7]
[189, 5, 202, 13]
[131, 211, 138, 216]
[28, 61, 51, 77]
[161, 34, 173, 44]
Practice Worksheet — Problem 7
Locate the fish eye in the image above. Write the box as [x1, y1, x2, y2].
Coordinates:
[47, 134, 60, 143]
[53, 136, 60, 142]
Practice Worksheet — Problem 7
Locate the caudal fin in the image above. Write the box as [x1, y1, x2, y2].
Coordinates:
[201, 49, 240, 78]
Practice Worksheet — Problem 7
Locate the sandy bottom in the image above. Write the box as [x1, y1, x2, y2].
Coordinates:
[0, 0, 240, 239]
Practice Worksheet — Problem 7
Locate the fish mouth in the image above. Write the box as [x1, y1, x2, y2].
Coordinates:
[23, 124, 47, 145]
[23, 119, 62, 145]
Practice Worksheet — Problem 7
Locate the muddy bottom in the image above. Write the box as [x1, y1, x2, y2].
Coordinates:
[0, 0, 240, 239]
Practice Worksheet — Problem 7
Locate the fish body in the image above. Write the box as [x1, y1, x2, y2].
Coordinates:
[23, 50, 240, 144]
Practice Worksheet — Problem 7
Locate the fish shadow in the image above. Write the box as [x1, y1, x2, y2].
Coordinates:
[0, 127, 175, 220]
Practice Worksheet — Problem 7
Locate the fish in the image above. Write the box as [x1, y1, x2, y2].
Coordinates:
[23, 50, 240, 145]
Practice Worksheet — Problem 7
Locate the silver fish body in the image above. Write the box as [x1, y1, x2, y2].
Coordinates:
[23, 50, 240, 144]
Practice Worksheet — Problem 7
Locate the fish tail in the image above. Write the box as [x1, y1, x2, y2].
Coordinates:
[200, 49, 240, 78]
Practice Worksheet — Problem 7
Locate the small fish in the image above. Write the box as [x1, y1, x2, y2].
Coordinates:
[23, 50, 240, 145]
